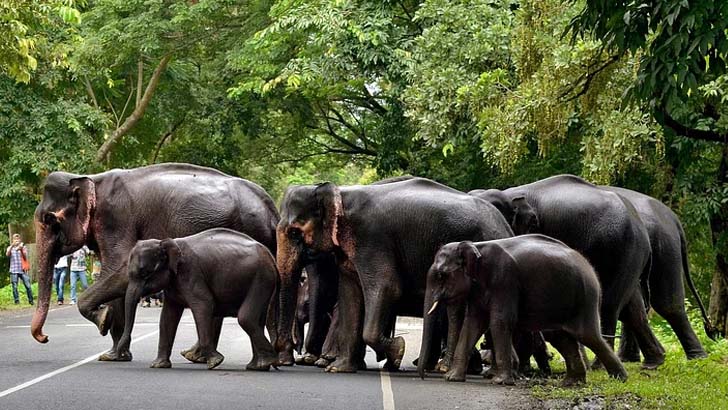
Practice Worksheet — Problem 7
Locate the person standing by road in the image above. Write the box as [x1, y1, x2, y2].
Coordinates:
[53, 254, 70, 305]
[5, 233, 34, 305]
[69, 246, 90, 305]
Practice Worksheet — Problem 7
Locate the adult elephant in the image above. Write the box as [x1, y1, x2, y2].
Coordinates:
[470, 174, 665, 369]
[31, 163, 279, 361]
[603, 186, 716, 361]
[275, 177, 513, 372]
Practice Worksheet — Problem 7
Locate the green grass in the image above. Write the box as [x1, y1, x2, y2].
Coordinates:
[530, 308, 728, 410]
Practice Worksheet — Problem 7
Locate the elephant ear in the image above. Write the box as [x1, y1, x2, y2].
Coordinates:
[458, 241, 482, 282]
[314, 182, 343, 248]
[68, 177, 96, 238]
[512, 196, 539, 234]
[159, 239, 182, 275]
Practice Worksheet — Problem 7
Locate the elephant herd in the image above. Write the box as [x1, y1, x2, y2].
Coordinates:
[30, 163, 714, 387]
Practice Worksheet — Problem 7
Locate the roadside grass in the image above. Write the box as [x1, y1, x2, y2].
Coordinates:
[530, 308, 728, 410]
[0, 273, 93, 310]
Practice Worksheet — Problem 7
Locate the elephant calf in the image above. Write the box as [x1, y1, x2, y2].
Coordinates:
[118, 228, 278, 371]
[419, 234, 628, 386]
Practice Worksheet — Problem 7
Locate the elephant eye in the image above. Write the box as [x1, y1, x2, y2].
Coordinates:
[288, 228, 303, 241]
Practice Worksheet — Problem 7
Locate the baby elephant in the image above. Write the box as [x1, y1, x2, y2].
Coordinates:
[117, 228, 278, 371]
[419, 234, 627, 386]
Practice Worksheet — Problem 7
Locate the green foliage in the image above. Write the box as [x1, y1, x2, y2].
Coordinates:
[532, 309, 728, 410]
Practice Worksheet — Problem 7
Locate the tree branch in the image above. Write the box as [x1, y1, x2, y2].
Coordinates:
[658, 108, 727, 143]
[96, 53, 173, 163]
[83, 76, 98, 109]
[136, 59, 143, 108]
[150, 114, 186, 163]
[560, 54, 620, 102]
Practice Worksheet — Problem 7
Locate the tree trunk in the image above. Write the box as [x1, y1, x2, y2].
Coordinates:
[709, 144, 728, 338]
[95, 54, 172, 163]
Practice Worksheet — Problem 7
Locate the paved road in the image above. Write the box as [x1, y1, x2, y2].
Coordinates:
[0, 305, 531, 410]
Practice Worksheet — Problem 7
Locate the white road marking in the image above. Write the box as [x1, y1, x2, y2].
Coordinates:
[0, 330, 159, 398]
[5, 325, 30, 328]
[379, 364, 396, 410]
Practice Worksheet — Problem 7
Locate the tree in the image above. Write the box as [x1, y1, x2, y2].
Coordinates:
[570, 0, 728, 336]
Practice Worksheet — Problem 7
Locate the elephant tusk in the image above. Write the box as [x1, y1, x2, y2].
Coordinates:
[427, 300, 439, 316]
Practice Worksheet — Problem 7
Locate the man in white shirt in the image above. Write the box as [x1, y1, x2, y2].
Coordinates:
[53, 254, 70, 305]
[69, 246, 90, 305]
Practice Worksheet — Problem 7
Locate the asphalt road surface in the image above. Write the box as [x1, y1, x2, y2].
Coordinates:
[0, 304, 531, 410]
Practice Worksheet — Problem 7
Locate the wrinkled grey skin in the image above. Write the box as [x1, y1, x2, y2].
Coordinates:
[32, 163, 278, 363]
[602, 186, 716, 361]
[421, 236, 628, 386]
[470, 174, 665, 369]
[119, 229, 278, 370]
[275, 177, 513, 373]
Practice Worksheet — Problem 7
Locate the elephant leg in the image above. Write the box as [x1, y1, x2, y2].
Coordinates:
[320, 304, 339, 360]
[300, 270, 333, 364]
[358, 272, 404, 370]
[79, 270, 128, 336]
[445, 311, 487, 382]
[98, 298, 130, 361]
[484, 316, 514, 385]
[549, 331, 587, 387]
[649, 270, 707, 359]
[578, 323, 627, 382]
[617, 324, 642, 362]
[189, 302, 223, 370]
[239, 289, 277, 371]
[181, 317, 222, 364]
[325, 268, 364, 373]
[151, 300, 183, 368]
[438, 303, 465, 373]
[620, 292, 665, 370]
[532, 331, 552, 375]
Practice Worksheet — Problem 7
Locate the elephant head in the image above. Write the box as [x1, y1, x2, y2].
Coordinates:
[275, 182, 342, 359]
[32, 172, 97, 343]
[119, 238, 180, 354]
[469, 189, 539, 235]
[419, 241, 481, 379]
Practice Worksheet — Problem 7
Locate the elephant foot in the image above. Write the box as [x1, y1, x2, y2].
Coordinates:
[97, 305, 111, 336]
[150, 358, 172, 368]
[434, 358, 450, 373]
[325, 358, 358, 373]
[640, 356, 664, 370]
[277, 350, 294, 366]
[295, 353, 319, 366]
[247, 354, 278, 371]
[383, 336, 405, 371]
[98, 348, 132, 362]
[180, 345, 207, 364]
[618, 352, 641, 363]
[483, 366, 497, 379]
[314, 357, 331, 368]
[686, 350, 708, 360]
[207, 352, 225, 370]
[444, 369, 466, 382]
[560, 375, 585, 387]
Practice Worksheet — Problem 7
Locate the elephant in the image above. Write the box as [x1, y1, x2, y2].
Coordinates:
[469, 174, 665, 369]
[420, 236, 628, 386]
[32, 163, 279, 362]
[602, 186, 716, 361]
[275, 177, 514, 373]
[118, 229, 278, 370]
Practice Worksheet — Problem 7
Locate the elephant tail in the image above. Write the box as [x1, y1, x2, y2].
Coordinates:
[639, 249, 652, 312]
[679, 225, 718, 340]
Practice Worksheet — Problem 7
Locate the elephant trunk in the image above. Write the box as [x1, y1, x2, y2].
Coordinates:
[275, 229, 303, 356]
[30, 222, 57, 343]
[419, 291, 438, 379]
[119, 284, 143, 353]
